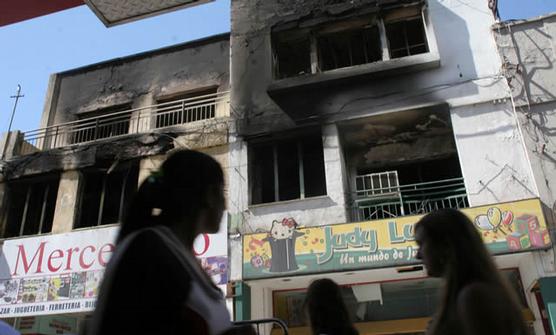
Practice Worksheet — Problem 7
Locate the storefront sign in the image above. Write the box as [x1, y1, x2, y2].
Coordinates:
[16, 315, 77, 335]
[243, 198, 551, 279]
[0, 218, 228, 318]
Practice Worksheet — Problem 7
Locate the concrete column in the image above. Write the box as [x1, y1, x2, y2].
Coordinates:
[0, 183, 8, 236]
[322, 123, 349, 222]
[0, 131, 24, 160]
[215, 91, 230, 118]
[138, 155, 165, 185]
[51, 171, 80, 234]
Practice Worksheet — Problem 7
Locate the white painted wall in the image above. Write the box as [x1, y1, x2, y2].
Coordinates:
[450, 101, 538, 206]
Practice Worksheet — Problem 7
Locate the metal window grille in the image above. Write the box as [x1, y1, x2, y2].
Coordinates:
[352, 177, 469, 222]
[18, 91, 229, 156]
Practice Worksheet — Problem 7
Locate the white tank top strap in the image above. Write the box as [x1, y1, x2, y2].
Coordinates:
[148, 226, 232, 335]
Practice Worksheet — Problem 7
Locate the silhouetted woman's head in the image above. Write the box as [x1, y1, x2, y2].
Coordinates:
[118, 150, 225, 244]
[415, 208, 497, 282]
[304, 279, 358, 335]
[415, 208, 529, 335]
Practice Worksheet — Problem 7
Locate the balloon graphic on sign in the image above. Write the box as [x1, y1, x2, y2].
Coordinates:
[474, 207, 508, 235]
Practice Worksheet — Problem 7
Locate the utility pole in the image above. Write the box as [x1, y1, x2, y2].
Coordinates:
[1, 85, 24, 160]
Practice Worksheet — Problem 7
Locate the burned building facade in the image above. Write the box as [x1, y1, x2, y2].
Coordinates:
[0, 33, 231, 331]
[0, 0, 555, 334]
[228, 0, 555, 334]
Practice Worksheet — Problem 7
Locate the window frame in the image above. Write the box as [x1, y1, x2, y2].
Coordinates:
[154, 86, 219, 128]
[272, 4, 430, 79]
[249, 132, 327, 205]
[75, 162, 139, 229]
[71, 104, 132, 144]
[2, 175, 60, 238]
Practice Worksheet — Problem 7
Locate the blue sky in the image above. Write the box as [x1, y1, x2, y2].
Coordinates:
[0, 0, 230, 133]
[0, 0, 555, 133]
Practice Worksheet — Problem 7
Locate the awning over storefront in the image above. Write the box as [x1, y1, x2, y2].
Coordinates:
[243, 198, 551, 280]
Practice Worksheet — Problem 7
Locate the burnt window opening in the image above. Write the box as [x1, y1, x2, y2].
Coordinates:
[76, 163, 139, 229]
[318, 26, 382, 71]
[272, 5, 428, 79]
[71, 104, 132, 144]
[3, 175, 60, 238]
[250, 133, 327, 205]
[273, 36, 312, 79]
[386, 17, 428, 59]
[358, 155, 463, 186]
[156, 87, 218, 128]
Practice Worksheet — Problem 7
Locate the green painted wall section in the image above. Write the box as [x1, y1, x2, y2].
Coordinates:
[234, 282, 251, 321]
[540, 277, 556, 335]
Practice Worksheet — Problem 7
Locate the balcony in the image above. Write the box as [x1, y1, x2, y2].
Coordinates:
[17, 91, 229, 156]
[351, 173, 469, 222]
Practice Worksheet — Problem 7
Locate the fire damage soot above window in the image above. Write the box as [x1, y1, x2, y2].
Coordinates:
[272, 4, 428, 79]
[3, 175, 60, 238]
[250, 133, 327, 205]
[76, 163, 139, 228]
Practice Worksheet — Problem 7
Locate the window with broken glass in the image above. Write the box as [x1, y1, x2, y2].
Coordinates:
[272, 5, 428, 79]
[75, 163, 139, 229]
[250, 133, 327, 205]
[3, 175, 60, 238]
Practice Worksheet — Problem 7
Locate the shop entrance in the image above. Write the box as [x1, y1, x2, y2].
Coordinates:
[270, 269, 529, 335]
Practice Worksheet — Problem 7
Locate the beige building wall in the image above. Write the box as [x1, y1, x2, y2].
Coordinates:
[51, 170, 80, 234]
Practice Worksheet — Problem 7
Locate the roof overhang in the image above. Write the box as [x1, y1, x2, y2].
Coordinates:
[1, 0, 213, 27]
[0, 0, 83, 27]
[84, 0, 214, 27]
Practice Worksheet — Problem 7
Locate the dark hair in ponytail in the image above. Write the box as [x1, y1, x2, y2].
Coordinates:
[117, 150, 224, 243]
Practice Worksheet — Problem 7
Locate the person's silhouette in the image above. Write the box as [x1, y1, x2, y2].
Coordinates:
[415, 209, 529, 335]
[304, 278, 358, 335]
[89, 150, 252, 335]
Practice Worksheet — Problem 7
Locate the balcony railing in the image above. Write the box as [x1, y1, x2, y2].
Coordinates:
[19, 91, 229, 156]
[351, 177, 469, 222]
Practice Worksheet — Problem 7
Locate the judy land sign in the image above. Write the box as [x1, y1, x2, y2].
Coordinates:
[243, 199, 551, 279]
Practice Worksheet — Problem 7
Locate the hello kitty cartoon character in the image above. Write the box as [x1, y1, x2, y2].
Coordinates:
[264, 218, 304, 273]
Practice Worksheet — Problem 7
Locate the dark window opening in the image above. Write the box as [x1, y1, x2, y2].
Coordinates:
[3, 176, 60, 238]
[359, 156, 463, 186]
[71, 105, 131, 144]
[386, 17, 428, 59]
[354, 156, 468, 221]
[318, 26, 382, 71]
[156, 87, 218, 128]
[76, 163, 139, 229]
[273, 36, 312, 79]
[250, 133, 327, 205]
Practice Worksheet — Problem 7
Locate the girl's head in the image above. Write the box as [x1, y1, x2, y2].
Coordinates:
[415, 208, 497, 279]
[304, 279, 357, 335]
[118, 150, 225, 243]
[415, 209, 528, 334]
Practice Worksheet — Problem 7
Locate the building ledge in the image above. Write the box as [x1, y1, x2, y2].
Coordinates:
[268, 52, 440, 94]
[267, 52, 440, 123]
